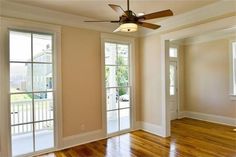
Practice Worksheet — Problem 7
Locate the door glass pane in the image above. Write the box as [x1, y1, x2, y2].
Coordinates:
[105, 43, 116, 65]
[119, 87, 130, 109]
[33, 64, 53, 91]
[11, 124, 33, 157]
[105, 42, 131, 134]
[33, 34, 52, 63]
[34, 92, 53, 122]
[105, 66, 117, 87]
[170, 64, 176, 96]
[169, 48, 178, 58]
[11, 94, 33, 125]
[10, 30, 55, 156]
[35, 121, 54, 151]
[106, 88, 118, 110]
[10, 63, 32, 93]
[117, 66, 129, 87]
[120, 109, 130, 130]
[10, 31, 31, 62]
[117, 44, 129, 65]
[107, 111, 118, 134]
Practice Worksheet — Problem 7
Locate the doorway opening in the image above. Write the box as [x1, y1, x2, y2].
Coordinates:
[168, 45, 179, 120]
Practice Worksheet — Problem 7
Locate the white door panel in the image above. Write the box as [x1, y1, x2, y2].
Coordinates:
[169, 61, 178, 120]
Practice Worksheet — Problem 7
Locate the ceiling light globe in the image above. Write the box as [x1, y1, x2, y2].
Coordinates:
[120, 23, 138, 32]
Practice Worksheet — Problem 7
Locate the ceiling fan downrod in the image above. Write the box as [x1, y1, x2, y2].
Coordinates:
[127, 0, 130, 11]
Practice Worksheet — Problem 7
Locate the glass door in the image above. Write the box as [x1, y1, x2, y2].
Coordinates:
[169, 46, 178, 120]
[9, 30, 55, 156]
[104, 42, 131, 135]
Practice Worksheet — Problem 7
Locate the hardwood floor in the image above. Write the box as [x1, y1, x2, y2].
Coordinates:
[38, 118, 236, 157]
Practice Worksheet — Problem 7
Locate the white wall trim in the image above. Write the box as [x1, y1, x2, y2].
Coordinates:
[179, 28, 236, 45]
[139, 122, 165, 137]
[178, 111, 187, 119]
[1, 0, 235, 37]
[62, 130, 105, 149]
[140, 1, 236, 36]
[179, 111, 236, 127]
[0, 0, 139, 37]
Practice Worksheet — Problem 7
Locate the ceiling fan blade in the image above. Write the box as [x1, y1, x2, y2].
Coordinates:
[137, 22, 161, 29]
[138, 9, 173, 21]
[108, 4, 127, 16]
[84, 20, 119, 23]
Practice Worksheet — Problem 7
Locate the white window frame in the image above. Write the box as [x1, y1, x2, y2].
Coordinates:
[0, 17, 62, 157]
[229, 39, 236, 100]
[101, 33, 136, 137]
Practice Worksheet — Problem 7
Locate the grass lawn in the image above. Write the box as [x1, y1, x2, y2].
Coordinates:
[11, 89, 32, 101]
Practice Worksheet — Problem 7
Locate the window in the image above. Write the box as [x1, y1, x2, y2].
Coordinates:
[9, 30, 55, 156]
[169, 47, 178, 58]
[231, 41, 236, 97]
[104, 42, 131, 134]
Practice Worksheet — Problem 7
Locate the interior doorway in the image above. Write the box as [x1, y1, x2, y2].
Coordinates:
[168, 46, 179, 120]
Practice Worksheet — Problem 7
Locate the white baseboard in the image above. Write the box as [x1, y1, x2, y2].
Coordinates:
[59, 122, 165, 152]
[139, 121, 165, 137]
[178, 111, 187, 119]
[178, 111, 236, 127]
[62, 129, 106, 149]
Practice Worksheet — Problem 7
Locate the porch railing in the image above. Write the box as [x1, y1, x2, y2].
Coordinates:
[11, 99, 53, 135]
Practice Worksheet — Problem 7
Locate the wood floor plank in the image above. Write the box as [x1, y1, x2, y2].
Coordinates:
[37, 118, 236, 157]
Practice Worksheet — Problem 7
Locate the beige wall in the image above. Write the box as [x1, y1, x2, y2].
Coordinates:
[139, 34, 236, 127]
[178, 44, 185, 111]
[61, 26, 102, 137]
[61, 26, 140, 137]
[140, 35, 163, 125]
[184, 39, 236, 118]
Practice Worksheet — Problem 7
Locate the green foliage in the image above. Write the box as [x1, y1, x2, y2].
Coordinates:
[116, 56, 128, 95]
[11, 93, 32, 101]
[105, 54, 129, 96]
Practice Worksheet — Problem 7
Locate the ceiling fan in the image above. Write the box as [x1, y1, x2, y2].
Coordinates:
[84, 0, 174, 32]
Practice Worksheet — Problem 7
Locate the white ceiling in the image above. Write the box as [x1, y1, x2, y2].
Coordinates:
[8, 0, 219, 23]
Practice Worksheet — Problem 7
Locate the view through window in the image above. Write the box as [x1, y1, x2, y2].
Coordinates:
[105, 42, 131, 134]
[10, 30, 54, 156]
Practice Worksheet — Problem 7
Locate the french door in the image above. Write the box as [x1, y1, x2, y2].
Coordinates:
[9, 30, 55, 156]
[104, 42, 132, 135]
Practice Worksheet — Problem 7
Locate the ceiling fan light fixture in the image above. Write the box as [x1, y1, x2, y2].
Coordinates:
[119, 23, 138, 32]
[85, 0, 174, 33]
[137, 12, 145, 17]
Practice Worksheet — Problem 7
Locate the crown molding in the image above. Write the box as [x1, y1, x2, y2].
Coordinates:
[0, 0, 112, 32]
[140, 0, 236, 37]
[0, 0, 139, 37]
[0, 0, 235, 37]
[171, 27, 236, 45]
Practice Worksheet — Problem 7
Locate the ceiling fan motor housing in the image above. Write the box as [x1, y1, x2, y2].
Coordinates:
[120, 10, 138, 24]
